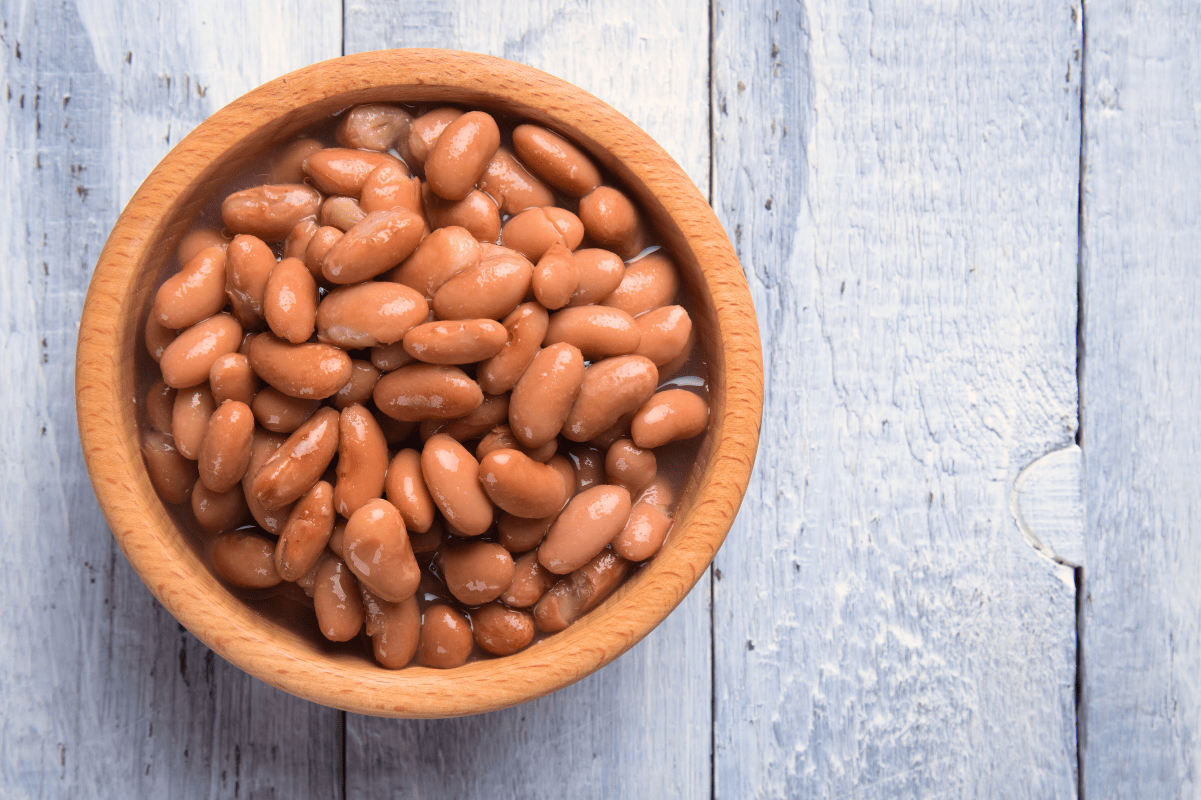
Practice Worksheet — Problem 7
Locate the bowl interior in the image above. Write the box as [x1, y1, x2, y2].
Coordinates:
[76, 49, 762, 717]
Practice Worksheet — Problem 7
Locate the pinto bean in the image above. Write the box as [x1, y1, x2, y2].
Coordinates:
[511, 124, 601, 197]
[153, 246, 227, 330]
[532, 243, 579, 310]
[177, 227, 231, 265]
[145, 381, 176, 435]
[631, 389, 710, 448]
[562, 355, 658, 442]
[303, 148, 407, 197]
[538, 485, 631, 574]
[425, 110, 501, 201]
[568, 248, 626, 306]
[247, 333, 353, 400]
[605, 439, 657, 496]
[418, 604, 473, 669]
[476, 425, 558, 463]
[160, 313, 243, 389]
[478, 449, 571, 519]
[600, 251, 679, 316]
[191, 480, 250, 533]
[373, 363, 483, 422]
[544, 306, 640, 359]
[478, 146, 555, 215]
[477, 302, 550, 395]
[250, 407, 340, 509]
[534, 548, 631, 632]
[384, 225, 480, 300]
[578, 186, 647, 259]
[432, 251, 533, 321]
[304, 225, 342, 279]
[315, 281, 428, 348]
[333, 360, 381, 410]
[209, 353, 259, 407]
[209, 531, 282, 589]
[263, 256, 318, 344]
[283, 218, 320, 262]
[402, 318, 508, 364]
[314, 556, 365, 641]
[198, 400, 254, 493]
[632, 305, 692, 368]
[369, 341, 417, 373]
[336, 104, 413, 152]
[405, 107, 463, 168]
[471, 602, 535, 656]
[420, 434, 493, 537]
[343, 499, 420, 603]
[499, 206, 584, 262]
[320, 195, 366, 231]
[422, 185, 501, 243]
[508, 342, 586, 448]
[251, 387, 320, 433]
[334, 404, 388, 517]
[144, 317, 176, 363]
[418, 393, 509, 444]
[610, 491, 673, 562]
[567, 444, 605, 494]
[384, 448, 435, 534]
[171, 384, 216, 460]
[221, 184, 322, 241]
[274, 480, 335, 581]
[501, 551, 557, 608]
[269, 137, 324, 184]
[360, 163, 423, 215]
[242, 429, 291, 534]
[321, 208, 425, 284]
[441, 542, 514, 605]
[362, 589, 421, 669]
[141, 430, 198, 505]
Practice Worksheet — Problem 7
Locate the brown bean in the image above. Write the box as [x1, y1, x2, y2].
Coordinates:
[578, 186, 647, 259]
[360, 163, 422, 215]
[478, 449, 571, 519]
[242, 429, 291, 534]
[409, 517, 444, 555]
[251, 387, 320, 433]
[172, 384, 216, 459]
[384, 225, 480, 299]
[497, 512, 555, 554]
[225, 234, 276, 326]
[304, 226, 342, 279]
[303, 148, 407, 196]
[198, 400, 254, 493]
[361, 589, 420, 669]
[611, 494, 673, 562]
[601, 251, 679, 316]
[433, 252, 533, 321]
[334, 404, 388, 517]
[141, 430, 198, 505]
[145, 381, 176, 434]
[160, 313, 243, 389]
[177, 227, 231, 264]
[422, 186, 501, 242]
[221, 184, 322, 241]
[269, 137, 324, 184]
[476, 303, 549, 395]
[441, 542, 514, 605]
[587, 413, 634, 450]
[538, 485, 631, 574]
[314, 556, 365, 641]
[657, 322, 696, 380]
[534, 549, 631, 632]
[511, 124, 601, 197]
[373, 364, 483, 422]
[209, 353, 259, 407]
[418, 603, 473, 669]
[144, 317, 176, 363]
[471, 602, 534, 656]
[567, 444, 605, 494]
[315, 281, 428, 348]
[402, 318, 507, 364]
[274, 480, 334, 581]
[419, 393, 509, 443]
[369, 341, 416, 373]
[420, 434, 493, 536]
[328, 520, 346, 559]
[377, 415, 416, 448]
[568, 248, 626, 306]
[336, 104, 413, 152]
[209, 531, 283, 589]
[632, 305, 692, 367]
[343, 499, 420, 603]
[476, 425, 558, 463]
[425, 111, 501, 201]
[153, 246, 227, 329]
[544, 306, 640, 359]
[321, 208, 425, 284]
[384, 448, 435, 534]
[333, 360, 381, 409]
[262, 256, 318, 344]
[508, 343, 586, 448]
[501, 551, 557, 607]
[282, 218, 320, 262]
[320, 195, 366, 231]
[478, 146, 555, 215]
[562, 355, 658, 442]
[499, 206, 583, 262]
[405, 107, 462, 168]
[631, 389, 710, 448]
[191, 480, 250, 533]
[605, 439, 657, 496]
[247, 333, 353, 400]
[532, 242, 579, 310]
[250, 407, 340, 509]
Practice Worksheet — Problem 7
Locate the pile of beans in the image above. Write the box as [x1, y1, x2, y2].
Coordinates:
[139, 102, 709, 669]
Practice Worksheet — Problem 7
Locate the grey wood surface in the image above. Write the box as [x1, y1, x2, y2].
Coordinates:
[1, 0, 1199, 797]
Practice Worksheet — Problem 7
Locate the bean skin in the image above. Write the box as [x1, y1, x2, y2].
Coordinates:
[343, 499, 420, 603]
[141, 430, 198, 505]
[314, 556, 365, 641]
[384, 448, 435, 534]
[160, 314, 243, 390]
[209, 531, 282, 589]
[508, 343, 586, 448]
[336, 104, 413, 152]
[172, 384, 216, 460]
[247, 333, 353, 400]
[372, 363, 483, 422]
[263, 257, 319, 344]
[420, 434, 493, 537]
[418, 604, 473, 669]
[334, 404, 389, 517]
[511, 124, 601, 197]
[562, 355, 658, 443]
[361, 589, 420, 669]
[441, 541, 515, 605]
[221, 184, 321, 241]
[425, 110, 501, 201]
[471, 602, 535, 656]
[153, 246, 227, 330]
[250, 407, 340, 509]
[630, 389, 710, 448]
[198, 400, 254, 493]
[274, 480, 335, 581]
[538, 485, 632, 574]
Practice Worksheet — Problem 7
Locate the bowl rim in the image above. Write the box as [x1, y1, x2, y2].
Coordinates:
[76, 48, 763, 718]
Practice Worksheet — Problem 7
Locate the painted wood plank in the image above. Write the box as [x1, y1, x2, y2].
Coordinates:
[0, 1, 344, 796]
[1080, 2, 1201, 796]
[341, 4, 713, 798]
[711, 2, 1082, 797]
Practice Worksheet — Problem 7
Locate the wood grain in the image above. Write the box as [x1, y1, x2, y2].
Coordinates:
[0, 0, 344, 796]
[711, 1, 1083, 796]
[1080, 1, 1201, 795]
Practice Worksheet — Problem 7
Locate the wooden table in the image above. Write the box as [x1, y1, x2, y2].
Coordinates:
[2, 0, 1196, 796]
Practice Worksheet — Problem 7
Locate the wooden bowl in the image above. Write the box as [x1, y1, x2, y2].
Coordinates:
[75, 49, 762, 717]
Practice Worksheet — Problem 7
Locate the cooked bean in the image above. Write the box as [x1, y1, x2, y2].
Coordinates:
[320, 195, 366, 231]
[269, 137, 324, 183]
[247, 333, 352, 400]
[328, 520, 346, 559]
[360, 163, 422, 215]
[511, 124, 601, 197]
[384, 448, 435, 534]
[334, 404, 388, 517]
[153, 246, 227, 330]
[376, 414, 416, 447]
[420, 434, 493, 536]
[402, 318, 507, 364]
[177, 227, 231, 264]
[478, 449, 571, 519]
[315, 281, 428, 348]
[409, 518, 444, 555]
[160, 313, 243, 389]
[544, 306, 640, 359]
[314, 556, 365, 641]
[210, 531, 283, 589]
[373, 363, 483, 422]
[303, 148, 407, 197]
[478, 146, 555, 215]
[587, 413, 634, 450]
[632, 305, 692, 368]
[657, 322, 697, 380]
[362, 589, 420, 669]
[605, 439, 657, 496]
[250, 407, 340, 509]
[578, 186, 647, 259]
[567, 444, 605, 494]
[343, 499, 420, 603]
[562, 355, 658, 442]
[221, 184, 322, 241]
[251, 386, 320, 433]
[274, 480, 334, 581]
[631, 389, 710, 448]
[385, 226, 480, 300]
[611, 492, 673, 562]
[333, 360, 381, 409]
[500, 206, 583, 262]
[405, 107, 463, 168]
[601, 251, 679, 316]
[538, 485, 631, 574]
[425, 110, 501, 201]
[369, 341, 416, 373]
[282, 218, 320, 262]
[171, 384, 216, 460]
[418, 603, 473, 669]
[441, 542, 514, 605]
[304, 225, 342, 278]
[508, 343, 586, 448]
[209, 353, 259, 407]
[433, 251, 533, 321]
[321, 208, 425, 284]
[336, 104, 413, 152]
[532, 243, 579, 310]
[191, 480, 250, 533]
[141, 430, 197, 505]
[501, 551, 557, 607]
[419, 393, 510, 443]
[534, 549, 631, 632]
[497, 512, 555, 554]
[145, 381, 176, 434]
[476, 425, 557, 463]
[422, 186, 501, 243]
[144, 317, 176, 363]
[568, 248, 625, 306]
[263, 256, 318, 344]
[198, 400, 254, 493]
[242, 429, 291, 534]
[477, 303, 549, 395]
[471, 602, 534, 656]
[224, 234, 276, 328]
